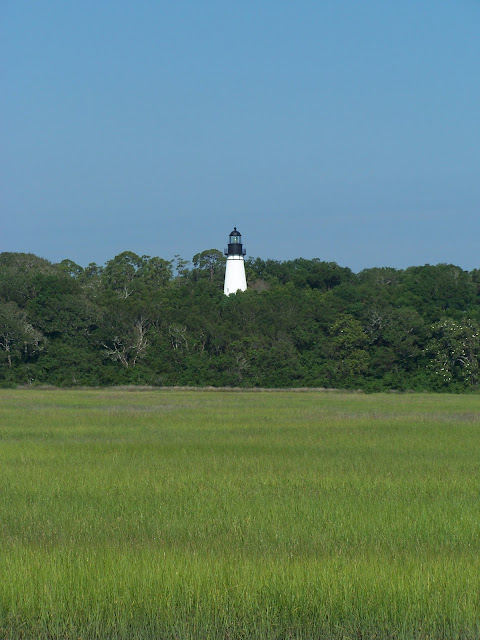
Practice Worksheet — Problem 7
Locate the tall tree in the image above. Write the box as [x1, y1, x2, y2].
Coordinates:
[0, 301, 44, 368]
[192, 249, 226, 283]
[425, 317, 480, 389]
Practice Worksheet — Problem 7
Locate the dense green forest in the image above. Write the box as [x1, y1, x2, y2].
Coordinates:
[1, 250, 480, 391]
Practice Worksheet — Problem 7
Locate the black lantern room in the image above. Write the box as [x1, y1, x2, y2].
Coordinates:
[224, 227, 246, 257]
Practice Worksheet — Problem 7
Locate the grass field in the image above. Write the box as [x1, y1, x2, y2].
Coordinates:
[0, 388, 479, 639]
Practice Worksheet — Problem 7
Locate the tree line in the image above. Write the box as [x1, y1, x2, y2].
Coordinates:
[1, 249, 480, 391]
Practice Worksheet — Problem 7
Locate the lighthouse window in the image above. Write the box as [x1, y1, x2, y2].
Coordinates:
[230, 235, 240, 244]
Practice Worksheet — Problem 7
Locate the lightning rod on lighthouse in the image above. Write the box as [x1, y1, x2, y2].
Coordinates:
[224, 227, 247, 295]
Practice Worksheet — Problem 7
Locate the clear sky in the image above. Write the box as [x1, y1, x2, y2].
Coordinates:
[2, 1, 479, 272]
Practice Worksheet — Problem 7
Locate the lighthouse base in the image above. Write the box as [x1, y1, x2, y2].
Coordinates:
[224, 256, 247, 295]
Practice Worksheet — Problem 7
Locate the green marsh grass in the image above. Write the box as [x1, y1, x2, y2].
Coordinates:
[0, 389, 479, 638]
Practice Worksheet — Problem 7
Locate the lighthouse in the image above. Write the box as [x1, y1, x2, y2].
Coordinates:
[224, 227, 247, 295]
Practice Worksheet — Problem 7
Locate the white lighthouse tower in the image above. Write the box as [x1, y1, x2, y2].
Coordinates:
[223, 227, 247, 295]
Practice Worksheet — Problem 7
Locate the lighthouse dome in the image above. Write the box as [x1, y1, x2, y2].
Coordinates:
[229, 228, 242, 245]
[225, 226, 246, 257]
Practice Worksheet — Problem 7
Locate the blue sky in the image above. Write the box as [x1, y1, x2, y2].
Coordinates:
[2, 1, 479, 272]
